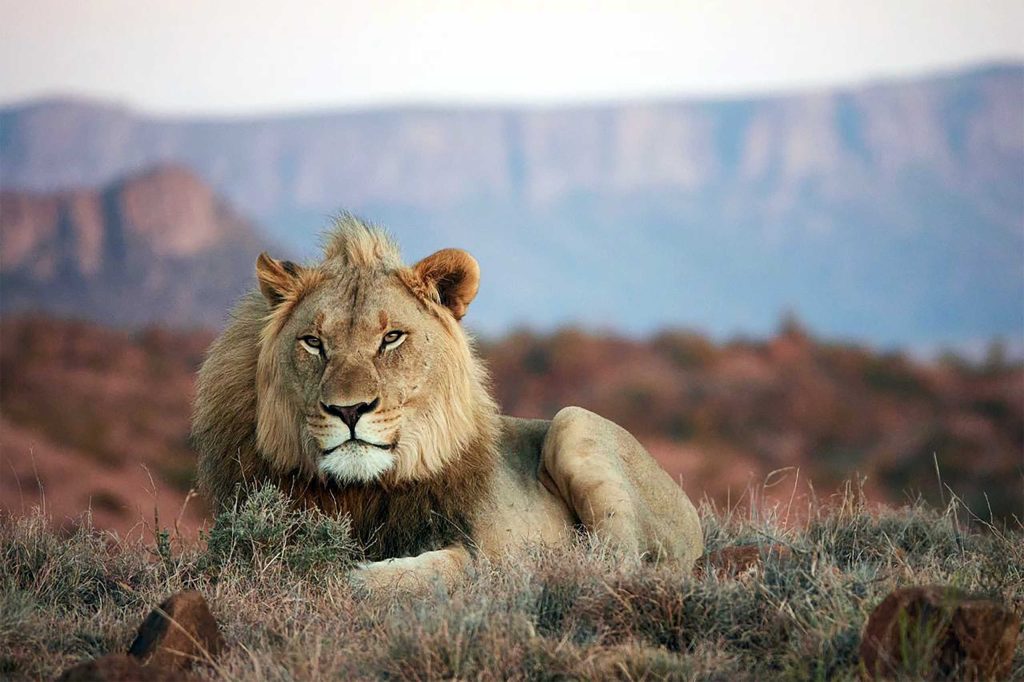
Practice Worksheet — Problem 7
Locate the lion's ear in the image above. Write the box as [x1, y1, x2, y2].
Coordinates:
[256, 252, 307, 306]
[412, 248, 480, 321]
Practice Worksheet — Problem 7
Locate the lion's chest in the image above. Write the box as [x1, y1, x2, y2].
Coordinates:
[310, 481, 476, 562]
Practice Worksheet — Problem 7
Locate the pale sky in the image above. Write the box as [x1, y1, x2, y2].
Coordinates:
[1, 0, 1021, 114]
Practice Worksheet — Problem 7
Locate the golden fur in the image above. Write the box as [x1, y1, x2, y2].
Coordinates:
[194, 216, 500, 558]
[193, 216, 703, 587]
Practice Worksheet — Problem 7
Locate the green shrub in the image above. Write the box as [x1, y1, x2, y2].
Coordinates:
[201, 484, 358, 577]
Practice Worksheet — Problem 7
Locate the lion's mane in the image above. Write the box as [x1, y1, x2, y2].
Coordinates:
[191, 217, 501, 559]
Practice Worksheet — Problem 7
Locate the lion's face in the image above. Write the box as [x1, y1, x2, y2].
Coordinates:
[252, 225, 494, 485]
[274, 273, 452, 483]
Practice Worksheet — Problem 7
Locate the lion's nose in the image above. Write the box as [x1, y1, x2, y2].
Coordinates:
[322, 398, 380, 431]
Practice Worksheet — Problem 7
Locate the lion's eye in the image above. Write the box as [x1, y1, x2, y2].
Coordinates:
[298, 335, 323, 356]
[381, 330, 407, 350]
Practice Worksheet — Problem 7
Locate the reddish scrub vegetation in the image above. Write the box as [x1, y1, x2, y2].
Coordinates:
[1, 315, 1021, 537]
[0, 317, 213, 536]
[483, 324, 1023, 520]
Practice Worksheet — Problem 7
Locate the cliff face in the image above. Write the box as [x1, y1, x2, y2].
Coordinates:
[3, 67, 1019, 216]
[1, 65, 1021, 343]
[0, 166, 273, 327]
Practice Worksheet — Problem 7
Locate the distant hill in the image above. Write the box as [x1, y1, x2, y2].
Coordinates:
[0, 166, 275, 327]
[1, 64, 1021, 345]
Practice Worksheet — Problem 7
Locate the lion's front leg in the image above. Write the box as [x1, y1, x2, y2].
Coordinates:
[350, 545, 472, 593]
[541, 406, 703, 569]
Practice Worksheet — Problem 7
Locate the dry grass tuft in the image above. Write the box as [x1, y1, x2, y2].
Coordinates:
[1, 483, 1021, 680]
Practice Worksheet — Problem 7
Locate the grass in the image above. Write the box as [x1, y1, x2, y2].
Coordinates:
[1, 483, 1021, 681]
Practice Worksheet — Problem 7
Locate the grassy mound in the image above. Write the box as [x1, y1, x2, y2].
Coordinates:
[2, 484, 1021, 680]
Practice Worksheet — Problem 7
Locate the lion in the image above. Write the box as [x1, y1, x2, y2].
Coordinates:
[192, 216, 703, 590]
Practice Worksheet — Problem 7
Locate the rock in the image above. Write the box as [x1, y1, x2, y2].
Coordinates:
[127, 591, 225, 671]
[693, 544, 792, 579]
[860, 585, 1020, 680]
[54, 592, 222, 680]
[55, 653, 176, 681]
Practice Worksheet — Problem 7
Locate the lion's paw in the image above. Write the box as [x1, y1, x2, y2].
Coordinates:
[349, 557, 434, 594]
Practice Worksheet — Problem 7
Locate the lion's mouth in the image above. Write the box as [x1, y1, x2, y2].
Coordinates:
[322, 438, 395, 456]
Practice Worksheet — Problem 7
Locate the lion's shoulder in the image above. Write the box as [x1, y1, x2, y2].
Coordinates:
[495, 408, 628, 482]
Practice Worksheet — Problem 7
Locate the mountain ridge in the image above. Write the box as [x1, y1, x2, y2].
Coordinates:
[4, 61, 1019, 118]
[1, 64, 1021, 345]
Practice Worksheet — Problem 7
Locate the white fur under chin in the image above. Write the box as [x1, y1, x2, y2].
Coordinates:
[319, 443, 396, 483]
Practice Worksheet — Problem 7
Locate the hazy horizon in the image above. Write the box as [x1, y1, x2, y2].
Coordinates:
[2, 1, 1022, 115]
[3, 60, 1022, 119]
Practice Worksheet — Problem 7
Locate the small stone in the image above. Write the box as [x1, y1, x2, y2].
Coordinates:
[127, 591, 225, 671]
[693, 544, 792, 579]
[860, 585, 1020, 680]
